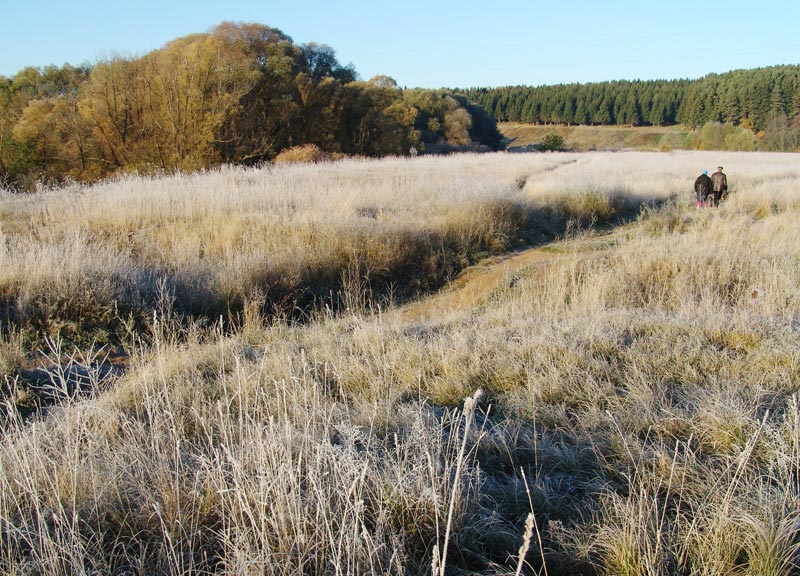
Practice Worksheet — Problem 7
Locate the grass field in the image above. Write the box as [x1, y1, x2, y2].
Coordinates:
[1, 151, 799, 575]
[500, 122, 694, 151]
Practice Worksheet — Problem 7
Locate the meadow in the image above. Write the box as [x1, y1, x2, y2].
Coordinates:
[1, 150, 799, 575]
[499, 123, 694, 152]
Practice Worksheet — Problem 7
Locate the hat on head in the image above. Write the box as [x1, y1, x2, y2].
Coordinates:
[717, 166, 723, 170]
[702, 170, 708, 175]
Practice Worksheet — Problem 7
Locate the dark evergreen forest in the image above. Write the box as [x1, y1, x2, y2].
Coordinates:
[462, 65, 800, 131]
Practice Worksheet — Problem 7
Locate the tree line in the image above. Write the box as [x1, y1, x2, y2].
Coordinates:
[463, 65, 800, 139]
[0, 22, 502, 191]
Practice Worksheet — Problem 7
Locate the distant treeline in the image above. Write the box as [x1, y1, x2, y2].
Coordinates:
[0, 22, 501, 190]
[462, 65, 800, 132]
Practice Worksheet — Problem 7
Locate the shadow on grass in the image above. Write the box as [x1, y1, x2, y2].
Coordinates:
[1, 190, 667, 417]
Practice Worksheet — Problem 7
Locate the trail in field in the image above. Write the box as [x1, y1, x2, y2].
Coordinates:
[398, 216, 621, 322]
[398, 244, 568, 322]
[397, 156, 591, 321]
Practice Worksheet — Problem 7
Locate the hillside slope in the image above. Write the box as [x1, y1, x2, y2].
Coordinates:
[500, 122, 692, 151]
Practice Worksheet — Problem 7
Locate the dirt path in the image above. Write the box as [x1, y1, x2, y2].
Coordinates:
[396, 158, 618, 322]
[397, 217, 625, 322]
[398, 244, 567, 322]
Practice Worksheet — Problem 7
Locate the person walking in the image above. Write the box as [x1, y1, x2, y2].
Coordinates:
[710, 165, 728, 207]
[694, 170, 712, 208]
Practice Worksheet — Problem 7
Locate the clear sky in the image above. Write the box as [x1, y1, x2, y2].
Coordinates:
[2, 0, 799, 88]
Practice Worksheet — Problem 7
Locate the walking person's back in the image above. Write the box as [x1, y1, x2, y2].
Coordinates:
[694, 170, 712, 208]
[710, 166, 728, 206]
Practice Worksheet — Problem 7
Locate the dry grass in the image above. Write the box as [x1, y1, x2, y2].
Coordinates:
[500, 123, 693, 152]
[1, 153, 647, 350]
[1, 150, 799, 574]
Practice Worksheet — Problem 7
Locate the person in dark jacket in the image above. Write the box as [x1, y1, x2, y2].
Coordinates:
[710, 166, 728, 206]
[694, 170, 712, 208]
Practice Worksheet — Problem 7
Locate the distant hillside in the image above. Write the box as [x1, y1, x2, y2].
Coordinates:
[499, 123, 693, 152]
[462, 65, 800, 132]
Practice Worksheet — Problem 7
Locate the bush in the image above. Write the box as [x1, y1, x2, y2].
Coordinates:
[689, 122, 758, 151]
[539, 132, 566, 152]
[724, 128, 758, 151]
[274, 144, 331, 165]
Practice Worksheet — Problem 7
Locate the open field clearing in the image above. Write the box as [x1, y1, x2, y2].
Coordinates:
[500, 123, 694, 151]
[1, 151, 799, 574]
[0, 151, 670, 350]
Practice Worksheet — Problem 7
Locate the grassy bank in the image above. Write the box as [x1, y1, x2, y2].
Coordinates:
[500, 122, 694, 151]
[1, 151, 799, 574]
[0, 154, 649, 355]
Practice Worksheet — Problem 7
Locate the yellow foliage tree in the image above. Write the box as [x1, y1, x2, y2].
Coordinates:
[78, 57, 147, 171]
[443, 96, 472, 146]
[140, 32, 260, 171]
[13, 95, 96, 181]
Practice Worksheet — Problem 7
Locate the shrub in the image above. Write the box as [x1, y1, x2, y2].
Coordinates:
[274, 144, 331, 164]
[539, 132, 566, 152]
[689, 122, 758, 151]
[724, 126, 758, 151]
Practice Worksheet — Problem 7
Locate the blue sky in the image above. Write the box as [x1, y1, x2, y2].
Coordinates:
[2, 0, 799, 88]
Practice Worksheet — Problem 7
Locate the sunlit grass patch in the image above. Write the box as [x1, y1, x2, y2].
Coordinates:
[2, 151, 800, 574]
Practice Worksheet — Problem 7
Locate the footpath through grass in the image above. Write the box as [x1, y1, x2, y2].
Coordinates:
[0, 155, 646, 376]
[1, 151, 798, 575]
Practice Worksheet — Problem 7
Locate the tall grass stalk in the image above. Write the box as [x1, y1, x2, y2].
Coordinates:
[437, 388, 483, 576]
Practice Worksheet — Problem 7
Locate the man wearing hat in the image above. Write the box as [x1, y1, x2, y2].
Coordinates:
[710, 166, 728, 207]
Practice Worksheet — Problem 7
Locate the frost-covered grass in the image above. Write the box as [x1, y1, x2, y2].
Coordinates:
[1, 151, 798, 574]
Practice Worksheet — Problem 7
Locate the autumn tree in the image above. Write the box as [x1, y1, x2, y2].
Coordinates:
[78, 57, 147, 172]
[291, 44, 356, 152]
[0, 76, 36, 187]
[140, 29, 261, 171]
[4, 64, 91, 186]
[301, 42, 356, 84]
[338, 76, 420, 156]
[402, 89, 443, 146]
[443, 96, 472, 146]
[403, 90, 501, 151]
[213, 22, 304, 163]
[13, 96, 95, 181]
[4, 21, 506, 188]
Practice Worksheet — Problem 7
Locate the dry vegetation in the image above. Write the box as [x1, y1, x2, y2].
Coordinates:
[1, 151, 799, 575]
[0, 153, 646, 349]
[500, 123, 693, 152]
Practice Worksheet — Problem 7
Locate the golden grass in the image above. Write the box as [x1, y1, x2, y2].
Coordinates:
[1, 150, 799, 574]
[0, 152, 660, 350]
[500, 122, 693, 151]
